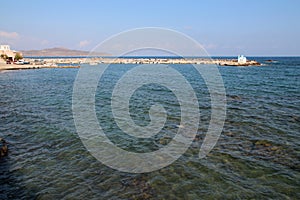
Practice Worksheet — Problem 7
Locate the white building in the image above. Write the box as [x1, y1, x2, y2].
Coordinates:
[0, 44, 21, 62]
[238, 55, 247, 64]
[0, 45, 11, 51]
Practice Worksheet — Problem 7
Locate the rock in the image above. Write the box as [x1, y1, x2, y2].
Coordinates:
[0, 137, 8, 158]
[265, 59, 278, 63]
[225, 132, 234, 137]
[159, 137, 171, 145]
[227, 94, 242, 101]
[264, 143, 272, 147]
[270, 146, 279, 151]
[254, 140, 272, 147]
[292, 116, 299, 122]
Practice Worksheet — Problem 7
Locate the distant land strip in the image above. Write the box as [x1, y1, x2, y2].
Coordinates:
[21, 47, 110, 57]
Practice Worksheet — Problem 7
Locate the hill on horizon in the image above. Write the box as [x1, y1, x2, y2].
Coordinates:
[21, 47, 110, 57]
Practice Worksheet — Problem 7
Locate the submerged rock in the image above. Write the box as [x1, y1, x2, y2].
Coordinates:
[224, 132, 234, 137]
[265, 59, 278, 63]
[254, 140, 272, 147]
[270, 146, 280, 151]
[226, 94, 242, 101]
[0, 137, 8, 158]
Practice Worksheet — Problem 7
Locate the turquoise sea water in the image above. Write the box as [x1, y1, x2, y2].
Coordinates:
[0, 57, 299, 199]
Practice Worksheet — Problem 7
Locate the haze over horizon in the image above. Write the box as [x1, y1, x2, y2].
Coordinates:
[1, 0, 299, 56]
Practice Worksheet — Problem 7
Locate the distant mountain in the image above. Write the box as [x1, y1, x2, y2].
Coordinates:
[21, 47, 110, 57]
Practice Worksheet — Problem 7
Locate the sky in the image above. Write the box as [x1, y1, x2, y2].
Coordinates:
[0, 0, 299, 56]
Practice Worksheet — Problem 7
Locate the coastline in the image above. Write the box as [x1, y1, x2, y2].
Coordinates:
[0, 63, 79, 71]
[0, 57, 261, 71]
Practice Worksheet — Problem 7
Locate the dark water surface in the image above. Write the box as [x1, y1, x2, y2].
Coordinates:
[0, 57, 299, 199]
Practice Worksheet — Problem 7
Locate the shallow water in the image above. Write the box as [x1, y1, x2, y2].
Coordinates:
[0, 57, 299, 199]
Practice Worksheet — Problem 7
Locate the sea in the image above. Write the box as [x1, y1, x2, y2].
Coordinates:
[0, 57, 299, 199]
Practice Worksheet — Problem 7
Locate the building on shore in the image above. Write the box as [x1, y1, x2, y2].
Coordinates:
[0, 44, 22, 62]
[238, 55, 247, 64]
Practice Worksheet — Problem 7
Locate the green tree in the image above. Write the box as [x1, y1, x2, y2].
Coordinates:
[14, 52, 23, 61]
[0, 54, 8, 60]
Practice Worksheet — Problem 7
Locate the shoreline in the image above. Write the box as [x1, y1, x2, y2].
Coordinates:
[0, 57, 261, 71]
[0, 63, 79, 71]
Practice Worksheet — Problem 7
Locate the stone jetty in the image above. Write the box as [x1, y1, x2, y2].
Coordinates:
[0, 57, 261, 71]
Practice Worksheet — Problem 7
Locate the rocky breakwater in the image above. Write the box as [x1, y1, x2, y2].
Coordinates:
[218, 59, 261, 66]
[1, 57, 261, 71]
[39, 57, 261, 66]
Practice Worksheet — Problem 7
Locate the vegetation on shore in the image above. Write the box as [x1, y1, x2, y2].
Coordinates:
[0, 54, 8, 61]
[14, 52, 23, 61]
[1, 53, 23, 62]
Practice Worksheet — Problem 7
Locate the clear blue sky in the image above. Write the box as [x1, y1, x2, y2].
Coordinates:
[1, 0, 299, 56]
